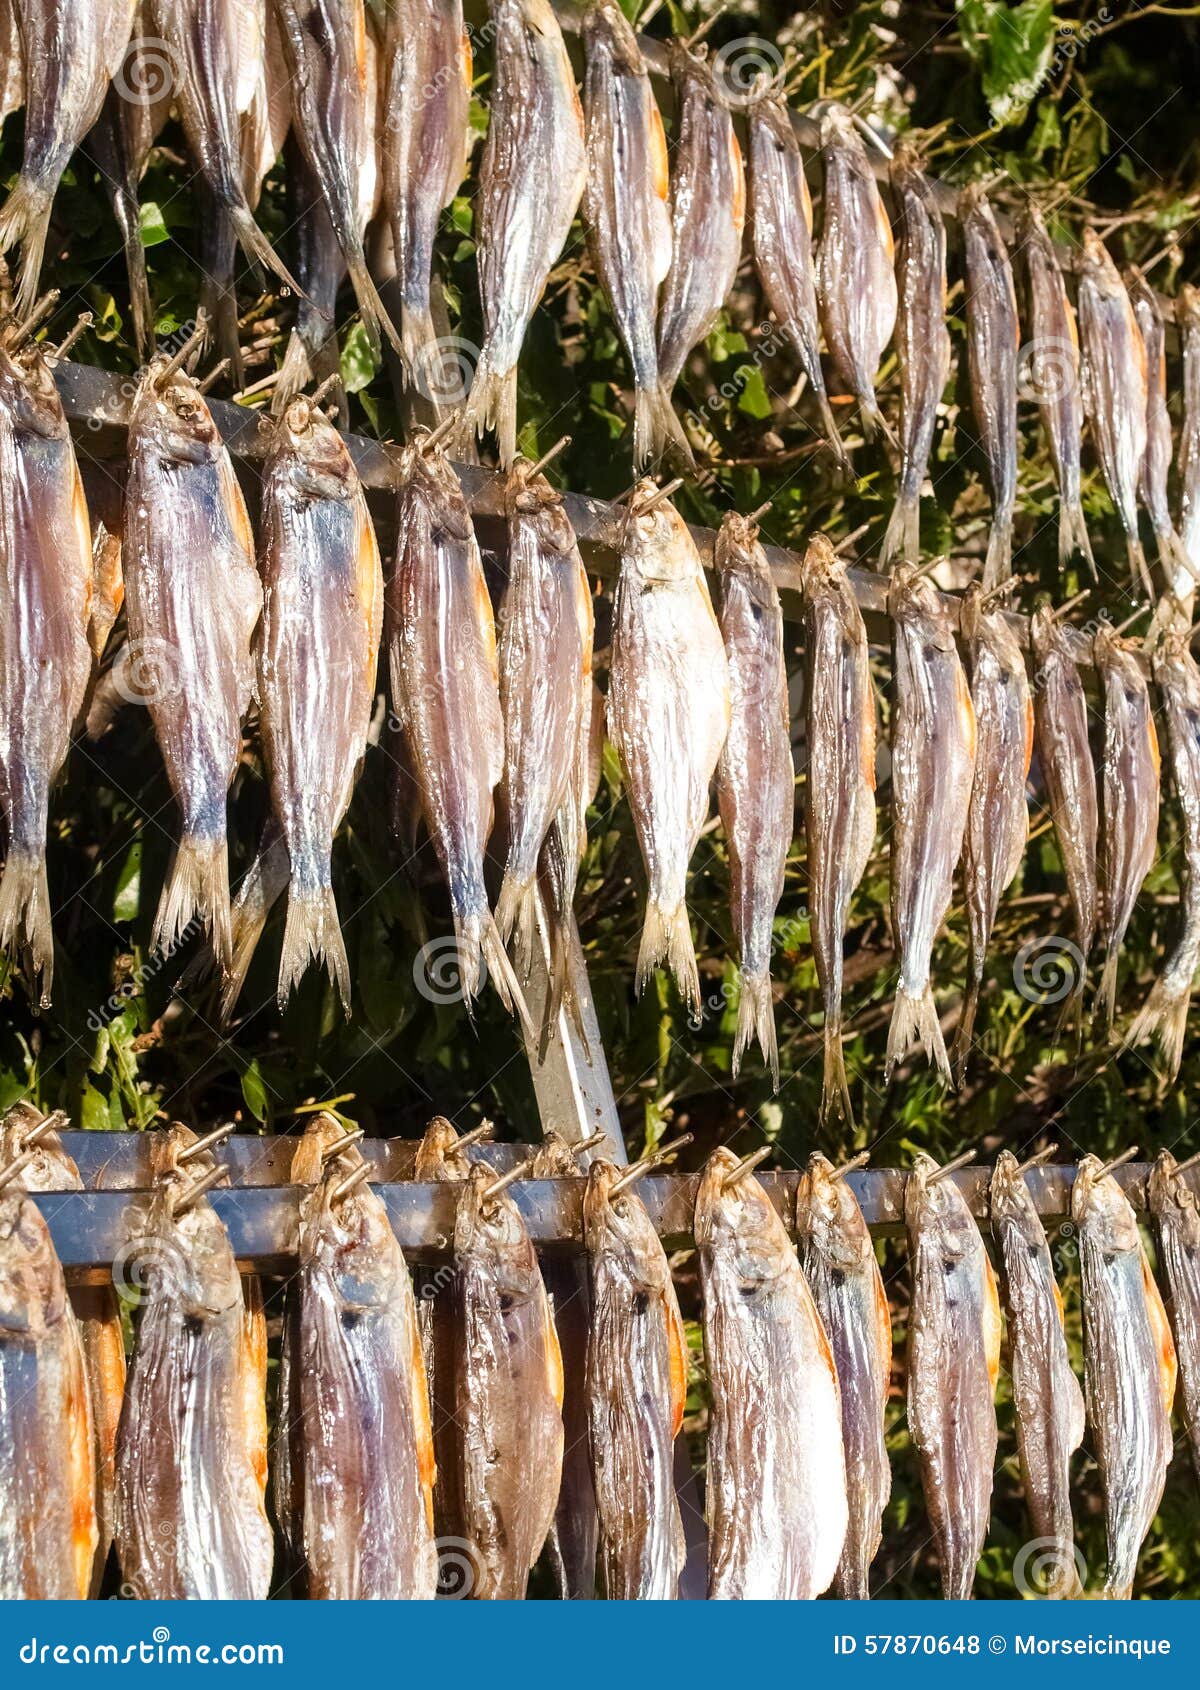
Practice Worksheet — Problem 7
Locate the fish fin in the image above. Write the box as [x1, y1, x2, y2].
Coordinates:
[983, 510, 1013, 590]
[153, 835, 232, 974]
[537, 902, 592, 1065]
[1124, 978, 1190, 1080]
[858, 393, 897, 450]
[633, 384, 693, 471]
[399, 304, 439, 398]
[731, 970, 779, 1091]
[0, 851, 53, 1006]
[0, 178, 53, 313]
[120, 209, 155, 365]
[1127, 534, 1156, 602]
[951, 976, 981, 1087]
[229, 204, 303, 297]
[278, 887, 351, 1015]
[463, 910, 535, 1038]
[820, 1020, 855, 1126]
[460, 354, 518, 468]
[884, 985, 952, 1084]
[816, 392, 854, 478]
[1059, 499, 1096, 579]
[1162, 527, 1200, 597]
[271, 329, 315, 414]
[1097, 948, 1121, 1033]
[636, 899, 700, 1015]
[495, 870, 537, 980]
[880, 489, 920, 571]
[346, 253, 404, 363]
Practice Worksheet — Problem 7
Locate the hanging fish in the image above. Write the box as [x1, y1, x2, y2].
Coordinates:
[1030, 604, 1098, 1016]
[113, 1128, 272, 1599]
[1077, 229, 1152, 596]
[0, 0, 22, 132]
[276, 141, 346, 415]
[1127, 624, 1200, 1073]
[1129, 271, 1193, 597]
[795, 1153, 891, 1601]
[582, 2, 689, 465]
[1177, 286, 1200, 578]
[816, 102, 896, 442]
[0, 335, 95, 1006]
[696, 1145, 847, 1599]
[745, 83, 847, 470]
[959, 184, 1019, 589]
[954, 585, 1031, 1077]
[905, 1152, 1000, 1600]
[453, 1162, 564, 1599]
[1073, 1152, 1176, 1599]
[0, 1175, 97, 1598]
[1094, 622, 1160, 1029]
[1147, 1148, 1200, 1484]
[387, 436, 530, 1027]
[608, 480, 730, 1014]
[584, 1156, 686, 1600]
[462, 0, 586, 464]
[0, 0, 135, 311]
[715, 510, 793, 1088]
[255, 394, 383, 1012]
[886, 565, 976, 1083]
[989, 1151, 1084, 1598]
[123, 346, 262, 971]
[382, 0, 472, 388]
[801, 535, 876, 1122]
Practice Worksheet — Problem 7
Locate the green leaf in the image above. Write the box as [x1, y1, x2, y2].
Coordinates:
[80, 1083, 111, 1133]
[138, 201, 170, 248]
[956, 0, 1055, 127]
[239, 1058, 270, 1124]
[113, 843, 141, 924]
[736, 365, 773, 420]
[340, 322, 378, 395]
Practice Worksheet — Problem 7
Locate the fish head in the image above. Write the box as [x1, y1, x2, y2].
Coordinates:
[798, 532, 845, 601]
[888, 137, 927, 196]
[1028, 601, 1064, 668]
[904, 1152, 981, 1260]
[0, 340, 69, 440]
[715, 509, 768, 577]
[149, 1191, 244, 1318]
[529, 1130, 584, 1180]
[625, 482, 698, 580]
[505, 458, 576, 553]
[795, 1152, 873, 1271]
[397, 437, 473, 542]
[132, 361, 222, 465]
[989, 1150, 1045, 1246]
[818, 100, 858, 152]
[289, 1112, 363, 1186]
[747, 86, 796, 157]
[583, 1159, 672, 1290]
[693, 1146, 793, 1288]
[956, 179, 992, 227]
[1079, 227, 1123, 294]
[888, 560, 945, 634]
[0, 1103, 79, 1193]
[583, 0, 640, 72]
[454, 1163, 540, 1295]
[0, 1190, 68, 1338]
[273, 397, 358, 502]
[304, 1165, 402, 1312]
[414, 1116, 475, 1182]
[1070, 1154, 1142, 1251]
[150, 1120, 213, 1184]
[1148, 1149, 1198, 1223]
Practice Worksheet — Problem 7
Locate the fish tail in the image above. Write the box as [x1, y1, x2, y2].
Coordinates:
[271, 329, 316, 414]
[820, 1019, 855, 1126]
[399, 303, 439, 398]
[951, 976, 982, 1087]
[1097, 949, 1121, 1032]
[230, 204, 303, 298]
[636, 899, 700, 1014]
[495, 870, 537, 980]
[537, 905, 591, 1063]
[880, 488, 920, 571]
[346, 252, 405, 365]
[885, 985, 952, 1084]
[1125, 978, 1188, 1077]
[1059, 498, 1097, 579]
[122, 217, 155, 365]
[460, 353, 518, 468]
[476, 911, 535, 1038]
[278, 886, 351, 1015]
[633, 383, 694, 470]
[1127, 534, 1156, 602]
[816, 391, 854, 477]
[983, 510, 1013, 590]
[0, 179, 54, 314]
[153, 835, 232, 973]
[1164, 527, 1200, 596]
[218, 901, 274, 1024]
[858, 393, 897, 450]
[732, 970, 780, 1091]
[0, 851, 54, 1006]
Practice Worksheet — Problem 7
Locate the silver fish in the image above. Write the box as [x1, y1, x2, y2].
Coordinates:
[1130, 271, 1193, 597]
[959, 184, 1019, 588]
[1177, 285, 1200, 578]
[1148, 1149, 1200, 1485]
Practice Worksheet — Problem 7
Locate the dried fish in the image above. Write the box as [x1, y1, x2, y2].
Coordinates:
[716, 511, 793, 1088]
[959, 184, 1020, 589]
[883, 144, 950, 569]
[463, 0, 586, 464]
[1094, 623, 1159, 1028]
[1073, 1153, 1176, 1599]
[905, 1152, 1000, 1600]
[124, 355, 262, 970]
[801, 534, 876, 1121]
[608, 480, 730, 1013]
[817, 102, 896, 442]
[954, 586, 1031, 1076]
[990, 1151, 1084, 1598]
[1148, 1149, 1200, 1484]
[0, 0, 22, 130]
[256, 395, 382, 1012]
[582, 2, 689, 465]
[1017, 204, 1094, 573]
[1130, 272, 1193, 597]
[886, 565, 976, 1082]
[276, 141, 345, 413]
[1177, 285, 1200, 578]
[387, 437, 530, 1027]
[584, 1158, 685, 1600]
[0, 338, 94, 1006]
[453, 1163, 564, 1599]
[697, 1145, 847, 1599]
[795, 1153, 891, 1600]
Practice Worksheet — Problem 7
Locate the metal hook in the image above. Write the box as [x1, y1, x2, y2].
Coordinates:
[608, 1133, 694, 1198]
[176, 1123, 236, 1165]
[170, 1162, 229, 1215]
[1013, 1144, 1058, 1177]
[832, 1150, 871, 1180]
[321, 1126, 365, 1165]
[156, 314, 209, 388]
[1094, 1146, 1138, 1182]
[524, 435, 571, 480]
[926, 1148, 977, 1186]
[0, 1149, 36, 1191]
[5, 290, 60, 347]
[721, 1143, 773, 1192]
[331, 1162, 372, 1205]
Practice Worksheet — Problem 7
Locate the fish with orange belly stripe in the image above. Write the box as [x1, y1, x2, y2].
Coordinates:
[1148, 1149, 1200, 1486]
[959, 184, 1020, 589]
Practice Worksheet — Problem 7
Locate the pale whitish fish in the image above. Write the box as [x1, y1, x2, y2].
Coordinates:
[1094, 623, 1160, 1029]
[885, 565, 976, 1083]
[989, 1151, 1084, 1598]
[123, 356, 262, 971]
[274, 0, 401, 360]
[1148, 1149, 1200, 1485]
[959, 184, 1019, 589]
[745, 84, 847, 470]
[0, 1180, 96, 1599]
[1129, 271, 1194, 597]
[881, 142, 951, 569]
[453, 1163, 564, 1599]
[1077, 229, 1152, 596]
[954, 586, 1031, 1079]
[1030, 605, 1098, 1015]
[905, 1152, 1000, 1600]
[1072, 1154, 1176, 1599]
[817, 102, 896, 443]
[800, 535, 876, 1123]
[113, 1125, 272, 1599]
[1016, 204, 1094, 574]
[582, 2, 688, 466]
[795, 1153, 891, 1601]
[1127, 625, 1200, 1073]
[583, 1157, 686, 1599]
[496, 455, 591, 988]
[383, 0, 472, 390]
[715, 511, 793, 1088]
[696, 1146, 847, 1599]
[462, 0, 586, 465]
[0, 0, 22, 129]
[1177, 286, 1200, 578]
[608, 481, 730, 1014]
[254, 396, 382, 1013]
[0, 338, 94, 1006]
[387, 437, 531, 1029]
[535, 653, 599, 1055]
[0, 0, 134, 311]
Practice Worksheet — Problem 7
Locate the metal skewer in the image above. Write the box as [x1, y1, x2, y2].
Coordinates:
[608, 1133, 694, 1197]
[176, 1122, 236, 1165]
[1094, 1146, 1139, 1181]
[1014, 1144, 1058, 1177]
[927, 1148, 977, 1186]
[525, 435, 572, 479]
[722, 1143, 773, 1191]
[832, 1151, 871, 1180]
[171, 1162, 229, 1214]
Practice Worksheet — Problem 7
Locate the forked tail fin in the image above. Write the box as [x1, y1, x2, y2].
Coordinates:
[231, 204, 304, 298]
[474, 910, 534, 1039]
[152, 835, 232, 975]
[633, 383, 694, 471]
[459, 353, 518, 468]
[1097, 948, 1122, 1034]
[1059, 498, 1096, 579]
[983, 509, 1014, 590]
[731, 970, 780, 1091]
[278, 887, 350, 1014]
[0, 851, 54, 1007]
[1124, 978, 1191, 1081]
[346, 252, 405, 366]
[880, 489, 920, 572]
[635, 899, 700, 1016]
[0, 178, 54, 314]
[885, 984, 952, 1084]
[495, 870, 538, 982]
[951, 976, 982, 1088]
[820, 1019, 855, 1126]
